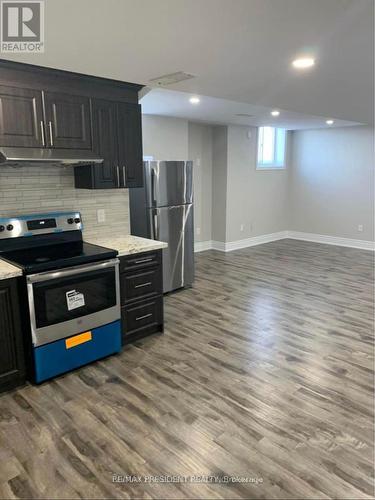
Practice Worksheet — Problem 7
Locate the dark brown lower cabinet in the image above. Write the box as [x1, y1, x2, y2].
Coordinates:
[120, 250, 164, 344]
[0, 278, 26, 393]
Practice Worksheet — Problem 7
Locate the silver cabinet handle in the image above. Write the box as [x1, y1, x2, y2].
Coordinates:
[116, 166, 120, 187]
[48, 121, 54, 146]
[135, 313, 152, 321]
[134, 282, 152, 289]
[122, 166, 126, 187]
[135, 258, 152, 264]
[40, 121, 45, 147]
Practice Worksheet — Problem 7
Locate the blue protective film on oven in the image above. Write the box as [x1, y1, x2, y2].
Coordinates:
[33, 320, 121, 383]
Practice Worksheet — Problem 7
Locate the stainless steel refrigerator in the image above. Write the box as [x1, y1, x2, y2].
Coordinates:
[129, 161, 194, 293]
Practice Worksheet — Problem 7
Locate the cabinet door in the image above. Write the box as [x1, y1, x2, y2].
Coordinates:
[91, 99, 119, 188]
[117, 103, 143, 187]
[44, 91, 92, 149]
[0, 85, 44, 148]
[0, 279, 25, 392]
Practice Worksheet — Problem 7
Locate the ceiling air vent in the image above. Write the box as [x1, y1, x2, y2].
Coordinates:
[235, 113, 253, 118]
[149, 71, 195, 86]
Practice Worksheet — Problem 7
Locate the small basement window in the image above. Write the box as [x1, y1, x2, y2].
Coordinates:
[257, 126, 287, 169]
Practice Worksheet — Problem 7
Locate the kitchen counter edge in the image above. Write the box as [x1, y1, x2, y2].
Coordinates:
[85, 234, 168, 257]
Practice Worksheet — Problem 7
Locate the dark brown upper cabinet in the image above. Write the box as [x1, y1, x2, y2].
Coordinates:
[0, 85, 44, 148]
[75, 98, 119, 189]
[0, 59, 144, 188]
[117, 103, 143, 188]
[43, 91, 92, 150]
[74, 100, 143, 189]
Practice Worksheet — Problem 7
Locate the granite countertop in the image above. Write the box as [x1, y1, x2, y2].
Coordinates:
[0, 259, 22, 280]
[85, 234, 168, 257]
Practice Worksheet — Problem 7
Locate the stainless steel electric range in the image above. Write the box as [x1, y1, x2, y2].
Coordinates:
[0, 211, 121, 383]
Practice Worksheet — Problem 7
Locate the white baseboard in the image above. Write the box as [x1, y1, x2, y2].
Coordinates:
[194, 231, 374, 252]
[211, 240, 226, 251]
[221, 231, 289, 252]
[194, 240, 213, 252]
[287, 231, 375, 251]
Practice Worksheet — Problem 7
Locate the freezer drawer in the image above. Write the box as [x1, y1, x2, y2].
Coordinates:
[150, 204, 194, 293]
[144, 161, 193, 208]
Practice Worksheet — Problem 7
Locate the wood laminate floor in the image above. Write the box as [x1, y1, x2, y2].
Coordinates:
[0, 239, 374, 500]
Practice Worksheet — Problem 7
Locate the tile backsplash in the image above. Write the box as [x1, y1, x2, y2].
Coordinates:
[0, 166, 130, 239]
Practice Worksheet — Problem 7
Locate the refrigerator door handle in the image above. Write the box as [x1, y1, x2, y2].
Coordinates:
[151, 211, 158, 240]
[154, 213, 158, 240]
[151, 167, 157, 206]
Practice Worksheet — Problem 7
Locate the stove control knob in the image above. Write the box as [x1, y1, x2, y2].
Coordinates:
[74, 218, 81, 224]
[6, 224, 13, 231]
[67, 218, 74, 224]
[0, 225, 4, 232]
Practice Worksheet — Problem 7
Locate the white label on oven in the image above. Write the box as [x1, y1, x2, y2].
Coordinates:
[66, 290, 85, 311]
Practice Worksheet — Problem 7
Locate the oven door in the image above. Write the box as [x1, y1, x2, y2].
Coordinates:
[27, 259, 120, 347]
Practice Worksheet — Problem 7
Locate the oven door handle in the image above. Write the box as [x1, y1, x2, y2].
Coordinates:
[26, 258, 119, 284]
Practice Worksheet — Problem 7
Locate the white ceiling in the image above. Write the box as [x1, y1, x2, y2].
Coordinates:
[140, 88, 362, 130]
[2, 0, 373, 125]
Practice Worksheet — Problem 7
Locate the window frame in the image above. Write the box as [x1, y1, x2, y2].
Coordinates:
[256, 126, 287, 170]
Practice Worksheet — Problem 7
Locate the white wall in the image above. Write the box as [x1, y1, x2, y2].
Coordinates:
[188, 123, 213, 242]
[225, 125, 289, 242]
[290, 126, 374, 242]
[142, 115, 188, 160]
[211, 126, 228, 243]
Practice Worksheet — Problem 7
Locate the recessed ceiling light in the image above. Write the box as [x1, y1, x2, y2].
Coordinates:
[326, 119, 334, 125]
[292, 57, 315, 69]
[189, 96, 200, 104]
[271, 110, 280, 117]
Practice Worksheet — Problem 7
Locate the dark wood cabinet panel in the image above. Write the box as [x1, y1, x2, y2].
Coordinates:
[120, 266, 162, 305]
[44, 91, 92, 149]
[119, 250, 164, 345]
[0, 85, 44, 147]
[74, 99, 119, 189]
[121, 296, 163, 342]
[0, 279, 26, 392]
[117, 103, 143, 188]
[74, 101, 144, 189]
[119, 250, 161, 273]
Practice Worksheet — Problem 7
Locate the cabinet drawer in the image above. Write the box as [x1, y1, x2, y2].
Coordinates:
[122, 297, 163, 338]
[120, 266, 162, 304]
[120, 250, 161, 273]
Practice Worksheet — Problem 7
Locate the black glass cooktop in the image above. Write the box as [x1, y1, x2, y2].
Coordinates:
[0, 241, 117, 274]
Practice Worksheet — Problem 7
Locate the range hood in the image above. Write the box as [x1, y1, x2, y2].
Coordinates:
[0, 147, 104, 167]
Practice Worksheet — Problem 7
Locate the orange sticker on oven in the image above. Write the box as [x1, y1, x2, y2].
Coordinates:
[65, 331, 92, 349]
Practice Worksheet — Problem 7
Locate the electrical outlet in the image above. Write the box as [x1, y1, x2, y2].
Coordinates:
[358, 224, 363, 232]
[97, 209, 106, 223]
[240, 224, 244, 232]
[196, 227, 201, 236]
